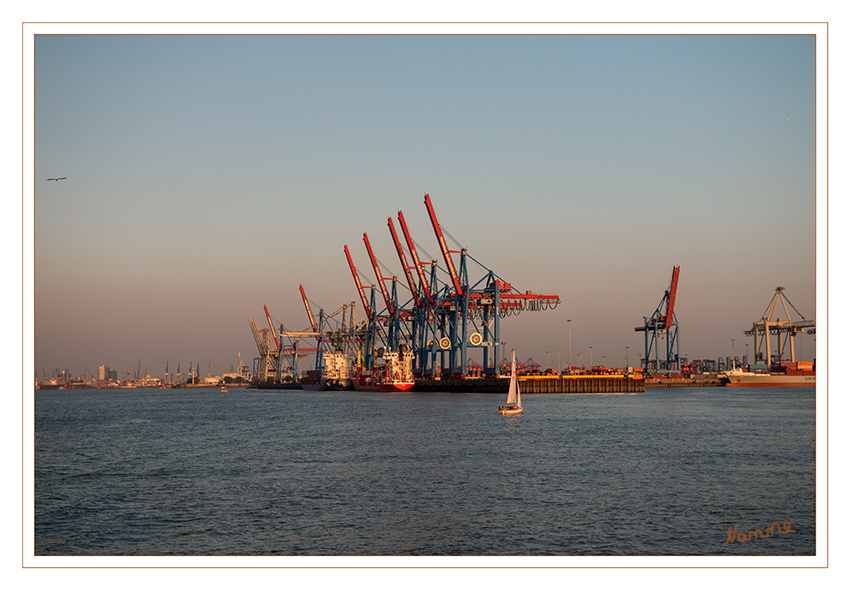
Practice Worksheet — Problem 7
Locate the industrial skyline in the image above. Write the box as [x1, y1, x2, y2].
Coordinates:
[29, 27, 820, 380]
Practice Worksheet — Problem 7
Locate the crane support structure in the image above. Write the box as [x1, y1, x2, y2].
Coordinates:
[635, 266, 681, 373]
[249, 316, 279, 382]
[744, 287, 815, 366]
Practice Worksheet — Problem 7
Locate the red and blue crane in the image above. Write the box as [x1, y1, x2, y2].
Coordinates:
[253, 193, 560, 383]
[344, 193, 560, 377]
[635, 265, 681, 373]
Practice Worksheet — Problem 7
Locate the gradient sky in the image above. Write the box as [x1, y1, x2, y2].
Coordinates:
[32, 32, 818, 379]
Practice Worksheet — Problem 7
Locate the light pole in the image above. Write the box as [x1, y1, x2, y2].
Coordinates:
[626, 346, 630, 372]
[567, 319, 572, 371]
[546, 351, 550, 373]
[732, 338, 735, 370]
[557, 349, 560, 375]
[590, 346, 593, 369]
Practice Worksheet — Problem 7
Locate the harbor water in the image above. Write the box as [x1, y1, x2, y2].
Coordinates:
[34, 386, 816, 556]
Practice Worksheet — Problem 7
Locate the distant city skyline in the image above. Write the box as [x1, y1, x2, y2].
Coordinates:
[28, 25, 822, 379]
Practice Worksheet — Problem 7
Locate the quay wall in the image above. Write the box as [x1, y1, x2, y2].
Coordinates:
[251, 381, 303, 390]
[415, 375, 645, 394]
[247, 376, 723, 392]
[645, 377, 723, 388]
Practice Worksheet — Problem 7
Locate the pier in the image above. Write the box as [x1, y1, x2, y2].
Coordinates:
[644, 376, 723, 388]
[415, 374, 645, 394]
[249, 374, 728, 392]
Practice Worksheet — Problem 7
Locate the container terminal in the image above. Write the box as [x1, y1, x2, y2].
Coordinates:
[36, 197, 813, 394]
[241, 194, 812, 394]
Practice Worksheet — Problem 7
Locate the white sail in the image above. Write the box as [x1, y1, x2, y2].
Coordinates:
[515, 366, 521, 408]
[506, 349, 518, 406]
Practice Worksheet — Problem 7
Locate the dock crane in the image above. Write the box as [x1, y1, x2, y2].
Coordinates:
[296, 284, 354, 375]
[257, 193, 560, 382]
[341, 194, 560, 378]
[744, 287, 815, 366]
[635, 265, 681, 373]
[249, 316, 279, 382]
[420, 194, 559, 376]
[257, 288, 365, 384]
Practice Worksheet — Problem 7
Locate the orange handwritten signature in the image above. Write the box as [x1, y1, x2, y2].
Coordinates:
[724, 521, 797, 544]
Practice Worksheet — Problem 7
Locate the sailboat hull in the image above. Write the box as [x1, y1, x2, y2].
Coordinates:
[500, 350, 521, 415]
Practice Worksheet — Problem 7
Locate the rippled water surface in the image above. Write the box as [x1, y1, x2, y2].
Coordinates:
[34, 386, 815, 555]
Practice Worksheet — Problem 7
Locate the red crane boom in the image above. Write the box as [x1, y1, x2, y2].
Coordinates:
[263, 304, 280, 351]
[663, 265, 680, 329]
[398, 209, 435, 308]
[363, 232, 394, 314]
[299, 284, 318, 332]
[424, 193, 463, 295]
[344, 244, 374, 321]
[388, 217, 422, 308]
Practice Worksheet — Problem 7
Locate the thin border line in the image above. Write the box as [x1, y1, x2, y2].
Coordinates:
[22, 22, 827, 569]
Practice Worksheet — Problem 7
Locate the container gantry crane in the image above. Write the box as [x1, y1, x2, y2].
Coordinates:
[635, 265, 681, 373]
[249, 315, 279, 382]
[255, 194, 560, 383]
[344, 193, 560, 378]
[744, 287, 815, 366]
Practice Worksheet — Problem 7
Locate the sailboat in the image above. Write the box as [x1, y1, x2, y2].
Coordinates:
[499, 349, 522, 415]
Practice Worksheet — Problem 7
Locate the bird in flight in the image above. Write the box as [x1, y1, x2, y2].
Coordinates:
[46, 177, 67, 181]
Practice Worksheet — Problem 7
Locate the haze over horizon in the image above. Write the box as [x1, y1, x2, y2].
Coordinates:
[32, 31, 818, 379]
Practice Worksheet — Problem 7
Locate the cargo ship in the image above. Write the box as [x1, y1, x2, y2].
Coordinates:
[351, 348, 415, 392]
[721, 361, 815, 387]
[301, 349, 354, 390]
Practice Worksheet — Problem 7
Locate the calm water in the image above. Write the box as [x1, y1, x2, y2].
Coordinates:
[34, 386, 816, 556]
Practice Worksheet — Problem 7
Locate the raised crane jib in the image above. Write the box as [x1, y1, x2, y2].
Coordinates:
[398, 209, 435, 307]
[299, 284, 318, 332]
[363, 231, 394, 315]
[344, 244, 374, 322]
[388, 216, 422, 308]
[424, 193, 463, 295]
[664, 266, 680, 330]
[264, 305, 281, 351]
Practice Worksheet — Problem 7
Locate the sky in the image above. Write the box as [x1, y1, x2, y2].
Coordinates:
[30, 30, 819, 379]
